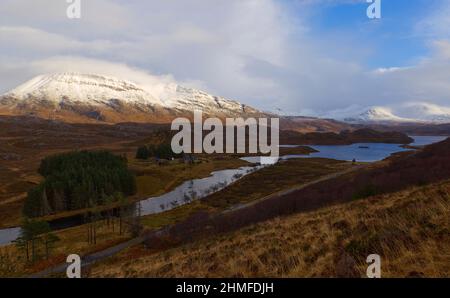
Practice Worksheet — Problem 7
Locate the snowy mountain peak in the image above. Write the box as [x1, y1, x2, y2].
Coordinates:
[400, 102, 450, 123]
[160, 84, 257, 116]
[11, 73, 143, 93]
[335, 106, 411, 123]
[323, 103, 450, 124]
[352, 107, 407, 122]
[5, 73, 164, 106]
[0, 73, 263, 123]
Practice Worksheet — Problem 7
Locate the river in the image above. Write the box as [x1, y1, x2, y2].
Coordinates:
[0, 135, 447, 246]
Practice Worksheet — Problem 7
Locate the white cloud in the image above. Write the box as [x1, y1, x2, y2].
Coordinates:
[0, 26, 130, 55]
[0, 0, 449, 117]
[432, 40, 450, 60]
[373, 67, 408, 74]
[0, 0, 301, 110]
[416, 1, 450, 40]
[0, 0, 133, 37]
[6, 56, 178, 99]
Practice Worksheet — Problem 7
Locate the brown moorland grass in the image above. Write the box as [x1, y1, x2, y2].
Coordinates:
[89, 179, 450, 278]
[0, 116, 168, 227]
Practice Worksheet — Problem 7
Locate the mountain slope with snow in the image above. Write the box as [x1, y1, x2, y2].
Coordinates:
[160, 84, 259, 116]
[344, 107, 412, 123]
[0, 73, 263, 123]
[3, 73, 449, 126]
[6, 73, 165, 106]
[322, 106, 413, 124]
[399, 103, 450, 123]
[335, 104, 450, 124]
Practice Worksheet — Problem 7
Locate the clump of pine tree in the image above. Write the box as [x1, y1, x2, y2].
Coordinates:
[14, 218, 60, 263]
[23, 151, 136, 217]
[135, 143, 181, 160]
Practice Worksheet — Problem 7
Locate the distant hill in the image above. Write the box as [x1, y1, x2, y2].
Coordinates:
[365, 122, 450, 136]
[279, 116, 353, 133]
[280, 128, 413, 145]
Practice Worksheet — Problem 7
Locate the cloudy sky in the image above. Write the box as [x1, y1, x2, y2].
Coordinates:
[1, 0, 450, 116]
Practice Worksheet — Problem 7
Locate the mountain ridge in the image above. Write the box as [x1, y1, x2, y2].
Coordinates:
[0, 73, 264, 124]
[325, 105, 450, 124]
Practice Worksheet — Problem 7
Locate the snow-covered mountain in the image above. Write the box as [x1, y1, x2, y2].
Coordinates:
[343, 107, 412, 123]
[3, 73, 449, 126]
[5, 73, 164, 106]
[322, 106, 412, 124]
[398, 103, 450, 123]
[159, 83, 258, 116]
[0, 73, 262, 123]
[324, 104, 450, 124]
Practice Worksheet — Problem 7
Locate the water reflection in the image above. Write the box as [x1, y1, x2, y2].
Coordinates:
[140, 165, 262, 216]
[0, 227, 21, 246]
[409, 135, 448, 146]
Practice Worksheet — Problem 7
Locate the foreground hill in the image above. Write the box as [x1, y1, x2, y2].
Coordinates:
[90, 178, 449, 277]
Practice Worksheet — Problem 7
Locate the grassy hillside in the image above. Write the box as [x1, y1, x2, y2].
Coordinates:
[90, 179, 450, 278]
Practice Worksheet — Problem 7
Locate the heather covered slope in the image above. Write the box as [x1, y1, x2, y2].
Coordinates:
[90, 178, 450, 278]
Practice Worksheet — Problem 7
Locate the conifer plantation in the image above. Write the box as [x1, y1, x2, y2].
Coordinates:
[23, 151, 136, 217]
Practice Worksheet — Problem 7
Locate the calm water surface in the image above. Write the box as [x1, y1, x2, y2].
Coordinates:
[409, 135, 448, 146]
[140, 165, 262, 216]
[243, 135, 448, 164]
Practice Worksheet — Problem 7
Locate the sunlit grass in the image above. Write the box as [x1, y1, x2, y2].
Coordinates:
[90, 179, 450, 278]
